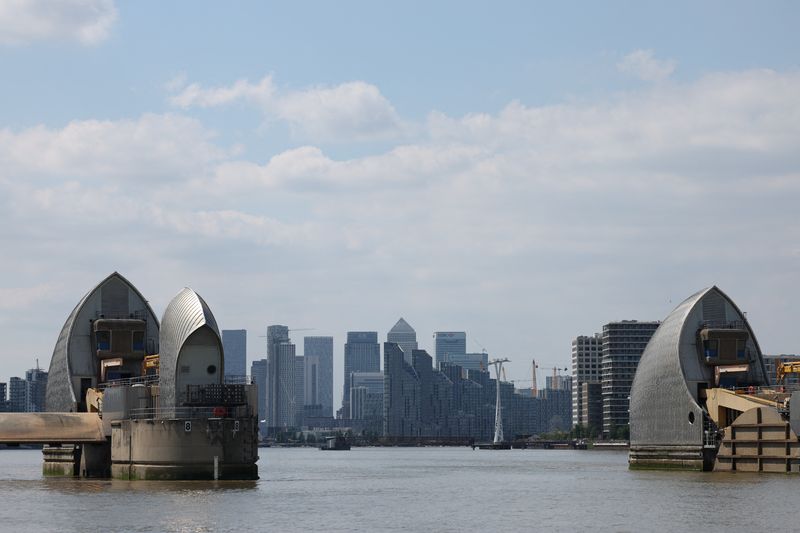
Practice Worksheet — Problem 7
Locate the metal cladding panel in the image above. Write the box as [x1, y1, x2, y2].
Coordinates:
[630, 286, 768, 447]
[45, 272, 159, 413]
[159, 288, 222, 409]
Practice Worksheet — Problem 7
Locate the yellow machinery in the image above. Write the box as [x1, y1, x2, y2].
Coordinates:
[776, 361, 800, 384]
[142, 354, 160, 376]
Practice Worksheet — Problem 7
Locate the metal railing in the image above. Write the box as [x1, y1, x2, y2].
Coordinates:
[129, 404, 252, 420]
[99, 374, 159, 389]
[699, 320, 747, 330]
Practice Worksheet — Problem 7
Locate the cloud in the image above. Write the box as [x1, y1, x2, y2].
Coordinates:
[2, 68, 800, 386]
[170, 76, 403, 142]
[0, 0, 117, 46]
[0, 113, 227, 184]
[0, 283, 58, 310]
[617, 49, 676, 82]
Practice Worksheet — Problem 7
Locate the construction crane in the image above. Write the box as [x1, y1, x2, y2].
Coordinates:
[776, 361, 800, 384]
[487, 358, 510, 444]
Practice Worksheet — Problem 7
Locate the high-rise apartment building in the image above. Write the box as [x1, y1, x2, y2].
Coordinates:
[24, 367, 48, 412]
[250, 359, 268, 426]
[0, 382, 6, 412]
[9, 377, 26, 412]
[266, 325, 295, 431]
[342, 331, 380, 418]
[222, 329, 247, 380]
[387, 318, 418, 364]
[434, 332, 467, 367]
[601, 320, 660, 438]
[304, 336, 334, 418]
[571, 333, 602, 428]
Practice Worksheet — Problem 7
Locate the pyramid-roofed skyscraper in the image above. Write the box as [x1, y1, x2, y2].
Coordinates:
[387, 318, 418, 365]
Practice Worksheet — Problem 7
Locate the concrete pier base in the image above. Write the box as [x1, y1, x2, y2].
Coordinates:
[111, 418, 258, 480]
[42, 445, 80, 476]
[629, 445, 715, 471]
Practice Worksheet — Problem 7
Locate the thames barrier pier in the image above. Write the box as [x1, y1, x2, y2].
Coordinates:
[629, 286, 800, 472]
[0, 272, 259, 480]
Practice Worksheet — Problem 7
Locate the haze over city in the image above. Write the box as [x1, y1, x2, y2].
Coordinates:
[0, 0, 798, 414]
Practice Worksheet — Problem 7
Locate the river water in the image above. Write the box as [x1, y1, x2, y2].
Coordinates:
[0, 447, 796, 532]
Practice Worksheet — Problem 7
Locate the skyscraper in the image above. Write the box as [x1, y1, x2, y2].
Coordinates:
[250, 359, 268, 426]
[387, 318, 418, 364]
[342, 331, 380, 418]
[571, 333, 602, 429]
[266, 325, 295, 431]
[294, 355, 305, 427]
[24, 367, 48, 412]
[222, 329, 247, 380]
[304, 336, 333, 417]
[434, 332, 467, 367]
[601, 320, 660, 438]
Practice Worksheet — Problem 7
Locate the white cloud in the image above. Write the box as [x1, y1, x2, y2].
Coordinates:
[0, 113, 227, 183]
[2, 68, 800, 386]
[170, 76, 403, 142]
[0, 0, 117, 46]
[617, 49, 676, 82]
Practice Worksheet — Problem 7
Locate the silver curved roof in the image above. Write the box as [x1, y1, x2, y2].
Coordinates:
[45, 272, 159, 412]
[158, 288, 222, 409]
[630, 286, 768, 447]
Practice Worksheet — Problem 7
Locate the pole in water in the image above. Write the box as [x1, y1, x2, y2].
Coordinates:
[213, 455, 219, 480]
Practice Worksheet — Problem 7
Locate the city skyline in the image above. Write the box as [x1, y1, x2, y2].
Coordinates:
[1, 2, 798, 400]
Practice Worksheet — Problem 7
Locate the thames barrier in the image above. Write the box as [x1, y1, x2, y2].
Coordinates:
[629, 286, 800, 472]
[0, 272, 258, 480]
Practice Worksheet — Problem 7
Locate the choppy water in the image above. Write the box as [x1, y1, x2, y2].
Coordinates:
[0, 447, 796, 532]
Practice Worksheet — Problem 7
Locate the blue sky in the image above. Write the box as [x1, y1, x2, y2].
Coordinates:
[1, 1, 799, 406]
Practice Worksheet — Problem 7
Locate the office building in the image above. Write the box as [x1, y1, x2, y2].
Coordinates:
[304, 336, 334, 418]
[342, 331, 380, 418]
[350, 371, 384, 434]
[571, 333, 602, 428]
[222, 329, 247, 380]
[294, 355, 305, 427]
[601, 320, 660, 438]
[445, 352, 488, 373]
[387, 318, 418, 364]
[434, 332, 466, 367]
[0, 382, 6, 412]
[251, 359, 268, 427]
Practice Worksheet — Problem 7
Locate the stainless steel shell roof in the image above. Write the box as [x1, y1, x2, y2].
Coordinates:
[630, 286, 768, 447]
[158, 288, 222, 409]
[45, 272, 159, 412]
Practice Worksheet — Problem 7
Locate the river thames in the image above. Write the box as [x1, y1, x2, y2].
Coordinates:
[0, 447, 796, 532]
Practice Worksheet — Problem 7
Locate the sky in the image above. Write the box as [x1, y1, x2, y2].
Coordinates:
[0, 1, 799, 408]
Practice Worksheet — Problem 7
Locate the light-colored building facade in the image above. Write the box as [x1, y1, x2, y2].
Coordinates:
[387, 318, 418, 364]
[434, 332, 466, 367]
[304, 336, 333, 418]
[571, 333, 602, 428]
[222, 329, 247, 380]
